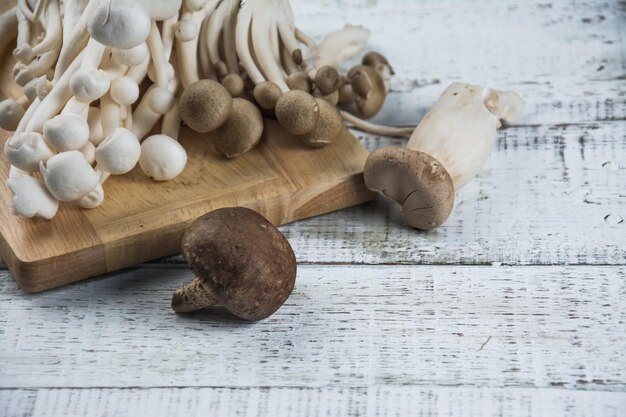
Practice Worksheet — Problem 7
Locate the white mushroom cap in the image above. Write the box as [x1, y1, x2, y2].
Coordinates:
[139, 135, 188, 181]
[112, 43, 149, 67]
[175, 20, 198, 42]
[36, 76, 53, 100]
[185, 0, 207, 12]
[6, 175, 59, 220]
[78, 184, 104, 209]
[87, 107, 105, 145]
[0, 99, 25, 131]
[88, 0, 151, 49]
[12, 62, 34, 86]
[146, 87, 175, 115]
[135, 0, 182, 20]
[95, 127, 141, 175]
[70, 69, 111, 102]
[40, 151, 101, 202]
[4, 132, 55, 172]
[110, 77, 140, 105]
[23, 78, 39, 102]
[43, 114, 90, 151]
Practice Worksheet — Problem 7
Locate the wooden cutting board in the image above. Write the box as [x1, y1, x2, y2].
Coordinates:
[0, 60, 374, 292]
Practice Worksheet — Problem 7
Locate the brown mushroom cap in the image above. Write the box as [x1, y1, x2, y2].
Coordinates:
[348, 65, 386, 119]
[214, 98, 264, 158]
[285, 72, 312, 92]
[275, 90, 320, 135]
[314, 65, 342, 95]
[313, 88, 339, 106]
[221, 74, 244, 97]
[362, 51, 395, 75]
[173, 207, 297, 320]
[299, 98, 343, 148]
[179, 79, 232, 133]
[253, 81, 282, 110]
[364, 146, 454, 230]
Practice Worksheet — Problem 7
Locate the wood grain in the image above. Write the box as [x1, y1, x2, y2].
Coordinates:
[1, 266, 624, 389]
[0, 120, 373, 292]
[1, 387, 624, 417]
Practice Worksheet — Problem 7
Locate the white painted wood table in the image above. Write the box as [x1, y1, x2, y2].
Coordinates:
[1, 1, 625, 416]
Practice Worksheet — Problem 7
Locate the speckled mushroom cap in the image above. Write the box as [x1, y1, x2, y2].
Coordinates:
[275, 90, 319, 135]
[180, 207, 297, 320]
[214, 98, 264, 158]
[364, 146, 455, 230]
[299, 98, 343, 148]
[179, 80, 233, 133]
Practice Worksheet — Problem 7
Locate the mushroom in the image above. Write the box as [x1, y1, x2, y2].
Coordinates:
[40, 150, 101, 201]
[298, 98, 343, 148]
[347, 64, 386, 118]
[275, 90, 319, 135]
[179, 79, 232, 132]
[315, 24, 370, 69]
[171, 207, 297, 320]
[87, 0, 151, 50]
[363, 82, 524, 230]
[6, 173, 60, 220]
[0, 98, 26, 131]
[213, 98, 264, 158]
[43, 113, 90, 151]
[4, 132, 55, 172]
[253, 81, 282, 110]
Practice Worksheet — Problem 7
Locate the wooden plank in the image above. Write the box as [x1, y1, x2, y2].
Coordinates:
[0, 119, 373, 292]
[1, 387, 625, 417]
[1, 266, 624, 389]
[97, 120, 625, 267]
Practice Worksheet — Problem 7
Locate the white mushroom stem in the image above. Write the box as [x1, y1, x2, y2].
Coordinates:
[162, 100, 181, 139]
[176, 5, 211, 89]
[250, 2, 289, 91]
[206, 0, 229, 70]
[100, 93, 121, 137]
[14, 6, 32, 60]
[162, 14, 179, 61]
[27, 0, 62, 77]
[62, 0, 88, 45]
[147, 22, 170, 91]
[24, 50, 84, 132]
[17, 0, 35, 22]
[340, 110, 414, 138]
[294, 27, 317, 61]
[53, 0, 96, 81]
[132, 73, 179, 140]
[315, 24, 370, 69]
[406, 83, 524, 188]
[29, 0, 60, 57]
[235, 2, 265, 85]
[222, 0, 239, 74]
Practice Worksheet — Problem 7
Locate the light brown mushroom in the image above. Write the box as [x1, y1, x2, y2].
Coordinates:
[221, 73, 244, 97]
[314, 65, 342, 95]
[362, 51, 394, 91]
[213, 98, 264, 158]
[285, 72, 311, 92]
[364, 146, 454, 231]
[179, 79, 232, 132]
[313, 88, 339, 106]
[298, 98, 342, 148]
[275, 90, 319, 135]
[348, 64, 386, 119]
[253, 81, 282, 110]
[171, 207, 297, 320]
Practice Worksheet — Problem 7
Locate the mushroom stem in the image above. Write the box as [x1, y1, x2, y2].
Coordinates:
[14, 6, 31, 60]
[29, 0, 60, 57]
[171, 276, 217, 313]
[251, 2, 289, 91]
[316, 24, 369, 69]
[235, 3, 265, 85]
[294, 27, 317, 60]
[53, 0, 95, 81]
[222, 0, 239, 74]
[340, 110, 414, 138]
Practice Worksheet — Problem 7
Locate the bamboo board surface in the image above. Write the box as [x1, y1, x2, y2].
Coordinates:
[0, 64, 373, 292]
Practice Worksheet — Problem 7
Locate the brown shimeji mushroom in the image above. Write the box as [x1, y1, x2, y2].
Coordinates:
[179, 79, 233, 132]
[171, 207, 297, 320]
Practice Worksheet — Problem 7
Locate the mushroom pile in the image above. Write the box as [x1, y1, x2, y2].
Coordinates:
[0, 0, 393, 220]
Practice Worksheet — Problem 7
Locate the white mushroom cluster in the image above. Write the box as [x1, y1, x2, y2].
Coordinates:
[1, 0, 395, 220]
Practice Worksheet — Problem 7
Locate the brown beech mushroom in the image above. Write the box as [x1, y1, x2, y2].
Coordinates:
[314, 65, 342, 95]
[298, 98, 343, 148]
[348, 64, 386, 118]
[275, 90, 319, 135]
[221, 74, 244, 97]
[285, 72, 311, 92]
[171, 207, 297, 320]
[362, 51, 394, 92]
[179, 79, 232, 132]
[214, 98, 264, 158]
[253, 81, 282, 110]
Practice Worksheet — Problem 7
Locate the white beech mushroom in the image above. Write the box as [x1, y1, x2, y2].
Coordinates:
[364, 82, 524, 230]
[6, 172, 59, 220]
[40, 150, 100, 202]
